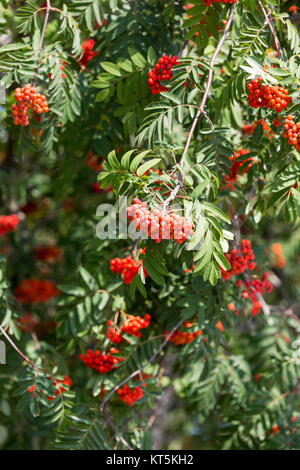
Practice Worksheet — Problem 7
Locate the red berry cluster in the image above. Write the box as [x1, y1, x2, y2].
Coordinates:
[223, 150, 254, 189]
[105, 324, 123, 344]
[106, 314, 151, 343]
[127, 198, 194, 244]
[79, 39, 99, 67]
[283, 115, 300, 151]
[12, 84, 49, 126]
[34, 245, 62, 263]
[117, 385, 144, 406]
[236, 273, 273, 316]
[121, 314, 151, 338]
[242, 273, 273, 297]
[14, 279, 60, 304]
[147, 54, 179, 95]
[80, 348, 123, 374]
[165, 322, 202, 346]
[0, 214, 19, 236]
[221, 239, 256, 280]
[110, 254, 148, 284]
[247, 78, 291, 112]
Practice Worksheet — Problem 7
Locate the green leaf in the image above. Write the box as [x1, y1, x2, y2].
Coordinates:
[213, 251, 231, 271]
[160, 92, 181, 105]
[130, 150, 152, 173]
[121, 150, 136, 170]
[79, 267, 97, 290]
[201, 202, 231, 224]
[128, 47, 147, 68]
[101, 62, 122, 77]
[136, 158, 161, 177]
[147, 46, 157, 66]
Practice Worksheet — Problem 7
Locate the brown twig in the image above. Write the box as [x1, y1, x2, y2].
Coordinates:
[257, 0, 282, 59]
[0, 324, 39, 370]
[37, 0, 51, 55]
[100, 317, 185, 412]
[32, 0, 52, 86]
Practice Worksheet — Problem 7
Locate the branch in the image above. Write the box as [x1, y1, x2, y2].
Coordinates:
[0, 324, 39, 370]
[178, 40, 188, 58]
[32, 0, 52, 85]
[100, 317, 185, 412]
[198, 5, 235, 113]
[257, 0, 282, 59]
[37, 0, 51, 55]
[268, 304, 300, 325]
[162, 5, 235, 209]
[255, 292, 274, 326]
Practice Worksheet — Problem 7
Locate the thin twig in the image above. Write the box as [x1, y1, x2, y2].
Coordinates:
[162, 5, 235, 209]
[0, 324, 39, 370]
[178, 40, 189, 58]
[37, 0, 51, 55]
[198, 5, 235, 113]
[269, 304, 300, 325]
[257, 0, 282, 59]
[255, 292, 274, 326]
[32, 0, 51, 85]
[100, 317, 185, 412]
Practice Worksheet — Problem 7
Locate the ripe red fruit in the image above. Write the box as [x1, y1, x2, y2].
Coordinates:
[283, 115, 300, 151]
[247, 78, 291, 113]
[80, 349, 123, 374]
[110, 253, 148, 284]
[148, 54, 179, 95]
[221, 239, 256, 280]
[127, 198, 194, 244]
[0, 214, 19, 235]
[165, 325, 202, 346]
[105, 314, 151, 343]
[215, 320, 224, 332]
[223, 149, 254, 189]
[117, 385, 144, 406]
[79, 39, 99, 67]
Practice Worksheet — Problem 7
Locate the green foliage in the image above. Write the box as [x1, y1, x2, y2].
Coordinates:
[0, 0, 300, 452]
